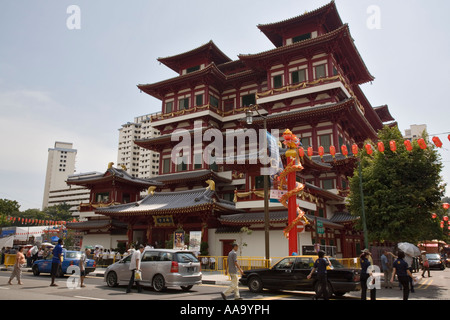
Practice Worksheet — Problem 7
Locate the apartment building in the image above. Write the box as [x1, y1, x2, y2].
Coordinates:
[117, 113, 161, 179]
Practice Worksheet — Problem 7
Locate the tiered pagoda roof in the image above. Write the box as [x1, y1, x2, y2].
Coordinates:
[257, 1, 343, 47]
[96, 187, 241, 217]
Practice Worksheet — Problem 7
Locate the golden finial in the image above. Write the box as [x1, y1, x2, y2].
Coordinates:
[148, 186, 156, 195]
[108, 162, 114, 169]
[205, 179, 215, 191]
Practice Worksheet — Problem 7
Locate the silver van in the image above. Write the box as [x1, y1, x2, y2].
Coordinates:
[104, 249, 202, 292]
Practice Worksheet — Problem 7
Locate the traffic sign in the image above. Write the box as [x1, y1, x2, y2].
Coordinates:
[316, 220, 325, 234]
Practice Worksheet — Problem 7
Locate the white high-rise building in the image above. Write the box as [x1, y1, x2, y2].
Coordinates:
[404, 124, 427, 140]
[117, 112, 161, 179]
[42, 141, 90, 212]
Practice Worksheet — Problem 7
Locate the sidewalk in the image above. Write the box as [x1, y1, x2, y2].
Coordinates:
[1, 265, 232, 285]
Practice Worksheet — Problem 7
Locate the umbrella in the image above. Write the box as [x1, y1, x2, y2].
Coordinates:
[41, 242, 54, 248]
[398, 242, 421, 257]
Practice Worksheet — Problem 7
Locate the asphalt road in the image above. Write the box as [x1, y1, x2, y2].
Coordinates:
[1, 268, 449, 301]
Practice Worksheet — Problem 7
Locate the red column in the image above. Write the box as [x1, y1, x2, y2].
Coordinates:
[288, 157, 298, 255]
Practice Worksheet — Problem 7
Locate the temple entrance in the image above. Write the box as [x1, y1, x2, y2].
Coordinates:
[221, 239, 236, 257]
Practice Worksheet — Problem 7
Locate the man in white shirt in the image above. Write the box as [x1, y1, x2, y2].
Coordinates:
[126, 244, 144, 293]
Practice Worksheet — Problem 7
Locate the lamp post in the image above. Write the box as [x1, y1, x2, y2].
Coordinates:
[358, 159, 369, 249]
[246, 105, 270, 262]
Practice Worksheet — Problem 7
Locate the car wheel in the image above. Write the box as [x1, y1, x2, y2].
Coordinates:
[248, 276, 263, 293]
[181, 285, 193, 292]
[152, 274, 166, 292]
[106, 271, 118, 287]
[32, 265, 40, 276]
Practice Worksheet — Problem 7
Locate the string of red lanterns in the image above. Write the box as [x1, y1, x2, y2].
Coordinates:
[298, 134, 449, 160]
[3, 216, 78, 225]
[432, 203, 450, 231]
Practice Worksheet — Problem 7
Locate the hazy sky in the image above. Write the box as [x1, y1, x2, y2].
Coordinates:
[1, 0, 449, 210]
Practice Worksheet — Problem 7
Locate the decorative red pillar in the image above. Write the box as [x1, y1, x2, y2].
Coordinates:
[287, 157, 298, 255]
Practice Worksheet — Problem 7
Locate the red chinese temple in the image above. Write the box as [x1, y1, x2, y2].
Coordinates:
[76, 2, 396, 258]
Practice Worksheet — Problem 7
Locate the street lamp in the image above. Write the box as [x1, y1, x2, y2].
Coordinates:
[245, 105, 270, 263]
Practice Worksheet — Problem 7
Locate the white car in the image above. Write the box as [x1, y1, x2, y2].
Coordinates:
[104, 249, 202, 292]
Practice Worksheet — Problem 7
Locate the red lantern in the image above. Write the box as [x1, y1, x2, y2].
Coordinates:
[404, 140, 413, 152]
[377, 141, 385, 153]
[440, 221, 444, 228]
[365, 144, 373, 155]
[389, 140, 397, 153]
[318, 146, 325, 159]
[443, 203, 450, 210]
[431, 213, 437, 219]
[448, 134, 450, 142]
[329, 145, 336, 159]
[417, 138, 427, 150]
[307, 147, 313, 159]
[444, 216, 449, 222]
[298, 147, 305, 159]
[341, 145, 348, 158]
[352, 144, 358, 156]
[432, 136, 443, 148]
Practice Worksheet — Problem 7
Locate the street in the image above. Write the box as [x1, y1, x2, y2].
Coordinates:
[1, 268, 449, 301]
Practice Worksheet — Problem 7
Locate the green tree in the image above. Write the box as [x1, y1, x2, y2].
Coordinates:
[43, 203, 73, 222]
[347, 126, 446, 243]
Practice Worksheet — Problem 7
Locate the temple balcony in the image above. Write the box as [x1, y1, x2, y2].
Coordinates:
[256, 75, 353, 106]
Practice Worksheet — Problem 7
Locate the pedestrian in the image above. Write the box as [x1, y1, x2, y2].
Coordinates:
[221, 243, 243, 300]
[79, 248, 90, 288]
[50, 239, 63, 287]
[401, 252, 415, 293]
[421, 251, 431, 278]
[381, 250, 394, 289]
[126, 244, 144, 293]
[360, 250, 376, 300]
[391, 251, 413, 300]
[8, 246, 25, 285]
[307, 250, 331, 300]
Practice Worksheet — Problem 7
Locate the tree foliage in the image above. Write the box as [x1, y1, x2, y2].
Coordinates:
[347, 126, 446, 243]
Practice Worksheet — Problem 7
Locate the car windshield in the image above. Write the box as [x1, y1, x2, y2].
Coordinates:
[175, 252, 199, 263]
[329, 258, 345, 269]
[65, 252, 81, 259]
[427, 254, 440, 260]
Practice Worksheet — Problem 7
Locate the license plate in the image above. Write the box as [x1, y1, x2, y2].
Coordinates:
[186, 267, 194, 272]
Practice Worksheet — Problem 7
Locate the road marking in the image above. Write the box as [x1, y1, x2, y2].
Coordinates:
[255, 294, 293, 300]
[421, 279, 432, 290]
[0, 287, 10, 290]
[74, 296, 106, 300]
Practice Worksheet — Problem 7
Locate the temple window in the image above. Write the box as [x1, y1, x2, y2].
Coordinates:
[314, 64, 327, 79]
[194, 153, 202, 169]
[242, 93, 256, 107]
[255, 175, 264, 189]
[223, 99, 234, 113]
[195, 94, 203, 106]
[179, 97, 190, 110]
[319, 134, 331, 152]
[291, 69, 307, 84]
[300, 137, 311, 147]
[186, 65, 200, 73]
[165, 101, 173, 113]
[95, 192, 109, 203]
[322, 179, 334, 190]
[162, 158, 171, 174]
[209, 95, 219, 108]
[273, 74, 283, 89]
[292, 33, 311, 43]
